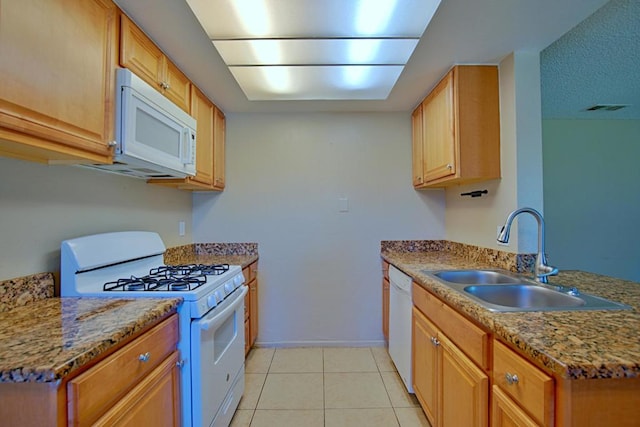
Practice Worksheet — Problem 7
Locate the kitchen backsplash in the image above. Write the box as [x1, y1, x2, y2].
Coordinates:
[163, 243, 259, 265]
[381, 240, 536, 273]
[0, 272, 54, 313]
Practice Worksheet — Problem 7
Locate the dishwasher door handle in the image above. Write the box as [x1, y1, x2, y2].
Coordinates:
[390, 280, 411, 297]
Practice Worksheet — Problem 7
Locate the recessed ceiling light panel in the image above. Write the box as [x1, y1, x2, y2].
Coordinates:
[229, 65, 405, 100]
[186, 0, 441, 101]
[213, 39, 420, 66]
[187, 0, 441, 38]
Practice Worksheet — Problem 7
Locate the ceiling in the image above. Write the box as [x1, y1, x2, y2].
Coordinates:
[113, 0, 610, 114]
[541, 0, 640, 119]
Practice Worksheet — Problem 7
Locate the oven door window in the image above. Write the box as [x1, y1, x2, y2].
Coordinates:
[214, 312, 235, 363]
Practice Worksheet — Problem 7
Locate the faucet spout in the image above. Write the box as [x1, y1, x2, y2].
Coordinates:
[497, 207, 558, 283]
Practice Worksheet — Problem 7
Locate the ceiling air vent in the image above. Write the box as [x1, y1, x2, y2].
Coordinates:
[584, 104, 629, 111]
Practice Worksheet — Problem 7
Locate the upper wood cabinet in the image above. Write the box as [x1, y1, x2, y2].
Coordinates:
[411, 104, 425, 187]
[213, 108, 226, 190]
[413, 65, 501, 188]
[0, 0, 117, 164]
[120, 14, 190, 113]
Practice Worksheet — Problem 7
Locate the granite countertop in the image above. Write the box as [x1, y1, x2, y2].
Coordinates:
[382, 250, 640, 380]
[0, 297, 181, 383]
[164, 243, 258, 268]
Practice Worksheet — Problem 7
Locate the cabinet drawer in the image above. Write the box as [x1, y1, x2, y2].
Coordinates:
[412, 283, 490, 370]
[493, 340, 554, 426]
[67, 314, 179, 426]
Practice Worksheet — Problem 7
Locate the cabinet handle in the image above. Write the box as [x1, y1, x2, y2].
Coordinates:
[138, 352, 151, 362]
[430, 336, 440, 346]
[505, 372, 519, 385]
[108, 141, 117, 148]
[176, 360, 185, 368]
[159, 82, 169, 90]
[446, 164, 453, 170]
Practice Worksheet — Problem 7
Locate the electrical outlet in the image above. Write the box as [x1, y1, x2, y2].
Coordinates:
[497, 225, 508, 246]
[179, 221, 186, 237]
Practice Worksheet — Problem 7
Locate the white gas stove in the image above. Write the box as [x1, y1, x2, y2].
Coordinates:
[60, 231, 247, 427]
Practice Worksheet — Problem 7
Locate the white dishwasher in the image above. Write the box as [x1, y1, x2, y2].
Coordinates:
[388, 265, 414, 393]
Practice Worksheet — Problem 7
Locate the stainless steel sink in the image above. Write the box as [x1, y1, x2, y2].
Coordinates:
[434, 270, 519, 285]
[464, 284, 585, 309]
[423, 269, 631, 312]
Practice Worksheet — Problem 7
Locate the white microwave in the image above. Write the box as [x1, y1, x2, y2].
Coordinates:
[83, 68, 196, 179]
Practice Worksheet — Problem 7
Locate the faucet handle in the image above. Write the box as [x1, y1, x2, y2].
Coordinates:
[538, 264, 559, 277]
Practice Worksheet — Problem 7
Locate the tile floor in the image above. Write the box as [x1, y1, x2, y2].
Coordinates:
[230, 347, 431, 427]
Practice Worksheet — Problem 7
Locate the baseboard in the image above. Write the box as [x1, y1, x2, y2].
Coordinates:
[254, 339, 387, 348]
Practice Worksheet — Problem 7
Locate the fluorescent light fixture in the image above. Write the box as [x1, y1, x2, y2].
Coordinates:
[355, 0, 399, 35]
[185, 0, 442, 100]
[213, 39, 418, 66]
[229, 65, 404, 100]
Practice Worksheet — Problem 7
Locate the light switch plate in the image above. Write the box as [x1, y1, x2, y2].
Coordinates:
[339, 197, 349, 212]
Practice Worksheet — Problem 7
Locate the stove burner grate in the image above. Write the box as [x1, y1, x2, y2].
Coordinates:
[103, 264, 229, 292]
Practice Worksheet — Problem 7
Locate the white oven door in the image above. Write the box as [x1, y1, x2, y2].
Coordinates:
[190, 285, 248, 427]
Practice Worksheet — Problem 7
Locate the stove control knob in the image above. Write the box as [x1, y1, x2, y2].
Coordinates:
[207, 294, 218, 308]
[224, 282, 235, 294]
[214, 290, 224, 303]
[234, 274, 244, 286]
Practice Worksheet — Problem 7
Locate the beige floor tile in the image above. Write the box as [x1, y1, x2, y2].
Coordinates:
[250, 410, 324, 427]
[257, 373, 324, 409]
[324, 372, 391, 409]
[381, 371, 420, 408]
[229, 409, 253, 427]
[238, 373, 267, 410]
[371, 346, 398, 372]
[325, 408, 400, 427]
[269, 347, 324, 373]
[323, 347, 378, 372]
[245, 348, 275, 373]
[394, 407, 432, 427]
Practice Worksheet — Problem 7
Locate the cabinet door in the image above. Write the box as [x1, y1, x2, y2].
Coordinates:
[249, 277, 258, 347]
[440, 333, 489, 427]
[411, 104, 425, 187]
[412, 307, 439, 426]
[382, 277, 389, 341]
[0, 0, 116, 163]
[491, 385, 539, 427]
[213, 107, 226, 190]
[423, 70, 456, 183]
[189, 86, 214, 185]
[164, 60, 191, 113]
[120, 14, 164, 92]
[93, 351, 181, 427]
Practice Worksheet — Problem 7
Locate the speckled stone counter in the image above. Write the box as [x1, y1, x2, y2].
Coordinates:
[0, 272, 54, 313]
[164, 242, 258, 268]
[381, 247, 640, 380]
[0, 297, 181, 383]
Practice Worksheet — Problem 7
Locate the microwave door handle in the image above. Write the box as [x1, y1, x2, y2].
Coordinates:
[182, 128, 195, 165]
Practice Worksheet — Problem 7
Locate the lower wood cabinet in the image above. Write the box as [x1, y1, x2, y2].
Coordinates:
[492, 385, 540, 427]
[413, 305, 488, 427]
[382, 260, 390, 342]
[493, 340, 554, 427]
[0, 314, 179, 426]
[244, 261, 259, 355]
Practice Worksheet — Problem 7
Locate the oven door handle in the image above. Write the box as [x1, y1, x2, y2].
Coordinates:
[200, 285, 248, 331]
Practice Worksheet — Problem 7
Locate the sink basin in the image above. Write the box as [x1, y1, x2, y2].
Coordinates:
[464, 284, 585, 309]
[423, 269, 631, 312]
[434, 270, 519, 285]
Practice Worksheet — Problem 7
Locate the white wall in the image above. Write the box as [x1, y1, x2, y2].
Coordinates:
[543, 119, 640, 281]
[445, 52, 544, 254]
[193, 112, 446, 346]
[0, 157, 193, 281]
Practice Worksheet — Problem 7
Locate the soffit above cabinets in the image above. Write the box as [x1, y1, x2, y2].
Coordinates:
[185, 0, 441, 101]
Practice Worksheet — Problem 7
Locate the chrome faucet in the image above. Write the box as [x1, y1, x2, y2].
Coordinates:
[497, 207, 558, 283]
